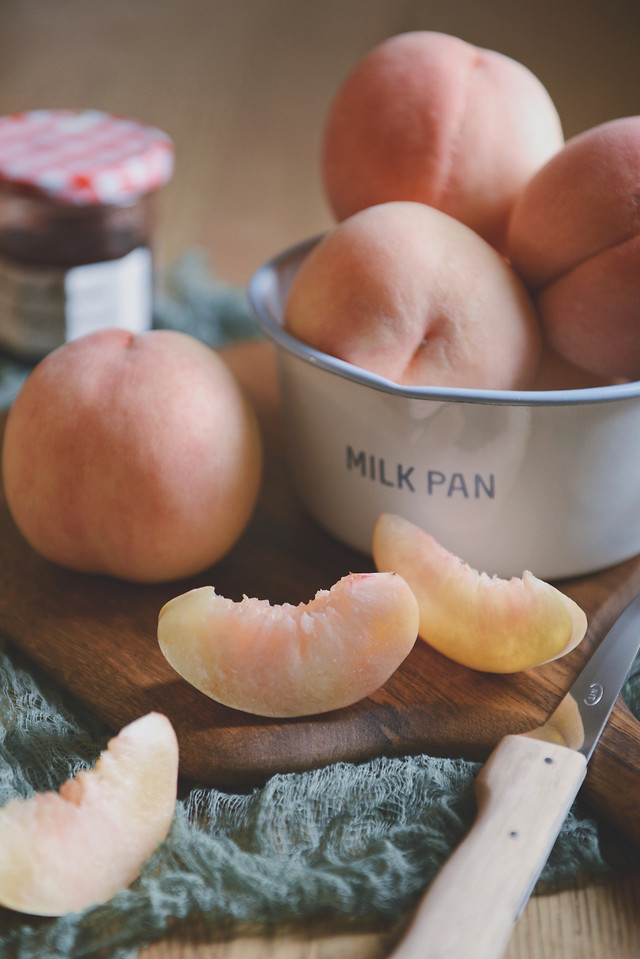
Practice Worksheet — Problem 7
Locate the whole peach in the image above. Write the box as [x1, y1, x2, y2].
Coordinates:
[508, 116, 640, 380]
[322, 31, 563, 252]
[2, 329, 263, 583]
[531, 347, 615, 391]
[285, 201, 542, 390]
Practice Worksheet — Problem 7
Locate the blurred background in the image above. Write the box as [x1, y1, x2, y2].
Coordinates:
[0, 0, 638, 288]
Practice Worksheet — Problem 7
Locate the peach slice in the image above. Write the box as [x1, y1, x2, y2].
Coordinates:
[0, 712, 178, 916]
[157, 572, 419, 717]
[372, 514, 587, 673]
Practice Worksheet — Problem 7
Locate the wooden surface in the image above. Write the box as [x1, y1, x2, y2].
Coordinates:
[2, 351, 640, 844]
[1, 2, 639, 958]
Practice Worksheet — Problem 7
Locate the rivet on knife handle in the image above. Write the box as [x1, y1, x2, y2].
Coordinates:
[389, 734, 586, 959]
[388, 587, 640, 959]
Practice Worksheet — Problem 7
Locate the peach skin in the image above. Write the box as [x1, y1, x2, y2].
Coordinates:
[322, 31, 563, 253]
[285, 201, 542, 391]
[508, 116, 640, 380]
[2, 328, 263, 583]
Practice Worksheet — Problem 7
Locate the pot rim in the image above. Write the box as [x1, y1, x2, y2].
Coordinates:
[248, 235, 640, 409]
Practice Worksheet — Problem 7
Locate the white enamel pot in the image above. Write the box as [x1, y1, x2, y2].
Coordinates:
[248, 237, 640, 580]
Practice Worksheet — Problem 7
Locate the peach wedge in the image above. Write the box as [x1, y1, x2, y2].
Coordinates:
[372, 514, 587, 673]
[0, 712, 178, 916]
[157, 572, 419, 717]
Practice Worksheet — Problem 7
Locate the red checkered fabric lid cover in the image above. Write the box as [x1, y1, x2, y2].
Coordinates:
[0, 109, 175, 205]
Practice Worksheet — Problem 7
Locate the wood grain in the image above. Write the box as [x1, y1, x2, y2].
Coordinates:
[139, 874, 640, 959]
[1, 340, 639, 851]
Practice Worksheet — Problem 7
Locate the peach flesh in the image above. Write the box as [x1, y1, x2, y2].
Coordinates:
[1, 328, 263, 583]
[157, 571, 419, 717]
[285, 201, 542, 390]
[0, 712, 178, 916]
[322, 31, 563, 252]
[372, 513, 587, 673]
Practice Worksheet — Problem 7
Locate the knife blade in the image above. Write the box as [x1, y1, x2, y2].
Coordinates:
[388, 589, 640, 959]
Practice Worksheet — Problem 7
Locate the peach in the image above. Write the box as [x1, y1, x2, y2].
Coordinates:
[157, 572, 419, 717]
[372, 514, 587, 673]
[530, 347, 616, 391]
[2, 328, 263, 583]
[0, 712, 178, 916]
[322, 31, 563, 252]
[285, 202, 542, 390]
[508, 116, 640, 380]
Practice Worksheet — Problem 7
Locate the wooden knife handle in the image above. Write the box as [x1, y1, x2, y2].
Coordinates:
[388, 734, 587, 959]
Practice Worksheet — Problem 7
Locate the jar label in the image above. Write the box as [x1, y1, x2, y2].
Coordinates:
[0, 247, 153, 359]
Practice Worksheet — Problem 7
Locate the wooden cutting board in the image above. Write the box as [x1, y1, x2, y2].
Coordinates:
[1, 340, 639, 849]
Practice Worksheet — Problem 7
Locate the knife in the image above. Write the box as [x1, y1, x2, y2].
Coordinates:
[388, 588, 640, 959]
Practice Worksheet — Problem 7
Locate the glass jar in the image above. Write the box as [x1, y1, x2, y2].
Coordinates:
[0, 109, 175, 360]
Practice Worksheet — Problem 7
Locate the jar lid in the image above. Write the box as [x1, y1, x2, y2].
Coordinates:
[0, 109, 175, 205]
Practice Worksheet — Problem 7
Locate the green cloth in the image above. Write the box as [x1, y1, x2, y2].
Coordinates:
[1, 637, 638, 959]
[0, 250, 639, 959]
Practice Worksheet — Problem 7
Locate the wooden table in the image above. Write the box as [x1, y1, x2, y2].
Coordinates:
[1, 2, 639, 956]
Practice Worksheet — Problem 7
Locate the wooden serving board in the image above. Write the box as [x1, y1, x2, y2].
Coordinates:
[1, 340, 639, 848]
